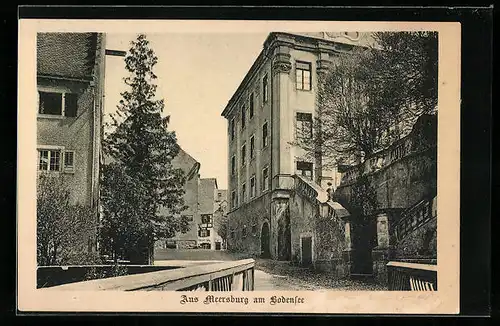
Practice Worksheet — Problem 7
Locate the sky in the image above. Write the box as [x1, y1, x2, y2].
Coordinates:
[104, 33, 269, 189]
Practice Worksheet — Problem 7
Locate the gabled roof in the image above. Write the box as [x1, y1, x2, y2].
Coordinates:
[37, 32, 99, 80]
[171, 147, 201, 181]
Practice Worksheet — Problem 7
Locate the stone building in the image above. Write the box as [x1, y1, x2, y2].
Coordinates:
[159, 147, 202, 249]
[197, 178, 224, 250]
[37, 32, 106, 207]
[37, 33, 106, 252]
[220, 32, 366, 270]
[156, 149, 226, 251]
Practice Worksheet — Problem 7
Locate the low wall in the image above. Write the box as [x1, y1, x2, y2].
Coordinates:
[44, 259, 256, 291]
[37, 265, 180, 288]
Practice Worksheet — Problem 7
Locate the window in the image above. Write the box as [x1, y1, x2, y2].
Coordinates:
[182, 215, 194, 222]
[230, 118, 235, 141]
[252, 224, 257, 235]
[231, 191, 237, 208]
[241, 144, 246, 167]
[250, 135, 255, 159]
[201, 214, 212, 224]
[38, 91, 78, 117]
[262, 74, 269, 102]
[262, 166, 269, 191]
[241, 105, 246, 130]
[242, 225, 247, 238]
[65, 93, 78, 117]
[199, 229, 211, 237]
[231, 155, 236, 176]
[250, 176, 256, 198]
[63, 150, 75, 173]
[38, 149, 61, 171]
[249, 93, 254, 118]
[262, 122, 268, 148]
[297, 161, 313, 179]
[230, 231, 235, 240]
[296, 61, 312, 91]
[241, 183, 246, 203]
[296, 112, 313, 139]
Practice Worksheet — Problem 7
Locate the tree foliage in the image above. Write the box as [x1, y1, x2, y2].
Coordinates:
[37, 173, 100, 266]
[293, 31, 438, 170]
[100, 34, 187, 264]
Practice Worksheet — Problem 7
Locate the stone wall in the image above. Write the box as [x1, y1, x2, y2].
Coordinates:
[227, 192, 272, 256]
[334, 115, 437, 285]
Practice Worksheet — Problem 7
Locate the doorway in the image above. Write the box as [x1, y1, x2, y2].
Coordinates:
[351, 218, 377, 276]
[301, 236, 313, 267]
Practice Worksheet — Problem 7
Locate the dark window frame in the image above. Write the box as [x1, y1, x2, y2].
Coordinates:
[295, 61, 312, 91]
[296, 161, 314, 179]
[262, 122, 269, 148]
[38, 91, 78, 117]
[296, 112, 313, 139]
[249, 93, 254, 119]
[262, 74, 269, 103]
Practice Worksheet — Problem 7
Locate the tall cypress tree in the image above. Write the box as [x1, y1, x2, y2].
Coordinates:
[100, 34, 187, 264]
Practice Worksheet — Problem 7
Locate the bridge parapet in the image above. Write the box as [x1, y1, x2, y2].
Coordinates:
[43, 259, 255, 291]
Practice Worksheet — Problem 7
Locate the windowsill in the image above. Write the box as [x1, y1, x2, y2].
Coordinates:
[296, 88, 313, 92]
[37, 114, 65, 120]
[37, 170, 61, 174]
[262, 145, 269, 151]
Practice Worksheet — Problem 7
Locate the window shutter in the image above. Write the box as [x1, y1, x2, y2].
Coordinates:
[64, 93, 78, 117]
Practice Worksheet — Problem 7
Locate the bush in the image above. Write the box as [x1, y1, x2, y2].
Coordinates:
[37, 173, 99, 266]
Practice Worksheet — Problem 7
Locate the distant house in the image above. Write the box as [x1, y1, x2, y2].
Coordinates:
[156, 149, 227, 251]
[158, 147, 202, 249]
[37, 32, 106, 251]
[197, 178, 225, 250]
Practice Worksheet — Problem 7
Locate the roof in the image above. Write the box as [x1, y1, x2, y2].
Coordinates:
[171, 147, 201, 181]
[221, 31, 377, 118]
[102, 146, 201, 182]
[37, 32, 99, 80]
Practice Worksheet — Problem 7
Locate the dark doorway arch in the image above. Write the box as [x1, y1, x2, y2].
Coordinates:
[260, 222, 271, 258]
[351, 217, 377, 276]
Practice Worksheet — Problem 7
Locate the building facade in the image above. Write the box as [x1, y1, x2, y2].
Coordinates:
[222, 32, 373, 268]
[37, 32, 106, 208]
[158, 148, 202, 249]
[156, 149, 226, 250]
[220, 32, 370, 264]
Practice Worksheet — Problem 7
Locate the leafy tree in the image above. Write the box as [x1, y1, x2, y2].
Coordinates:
[37, 173, 100, 266]
[292, 32, 438, 172]
[100, 34, 187, 265]
[214, 209, 229, 248]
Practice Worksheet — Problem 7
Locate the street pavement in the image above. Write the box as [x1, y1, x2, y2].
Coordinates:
[153, 249, 351, 291]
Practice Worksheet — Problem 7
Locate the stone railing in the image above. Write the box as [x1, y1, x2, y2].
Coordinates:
[339, 115, 437, 186]
[394, 196, 437, 242]
[43, 259, 255, 291]
[37, 264, 178, 288]
[294, 174, 349, 219]
[386, 261, 437, 291]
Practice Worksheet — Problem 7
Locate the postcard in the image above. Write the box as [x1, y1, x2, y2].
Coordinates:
[17, 18, 461, 314]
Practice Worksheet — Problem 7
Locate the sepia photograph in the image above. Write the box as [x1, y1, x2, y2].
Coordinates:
[18, 19, 460, 314]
